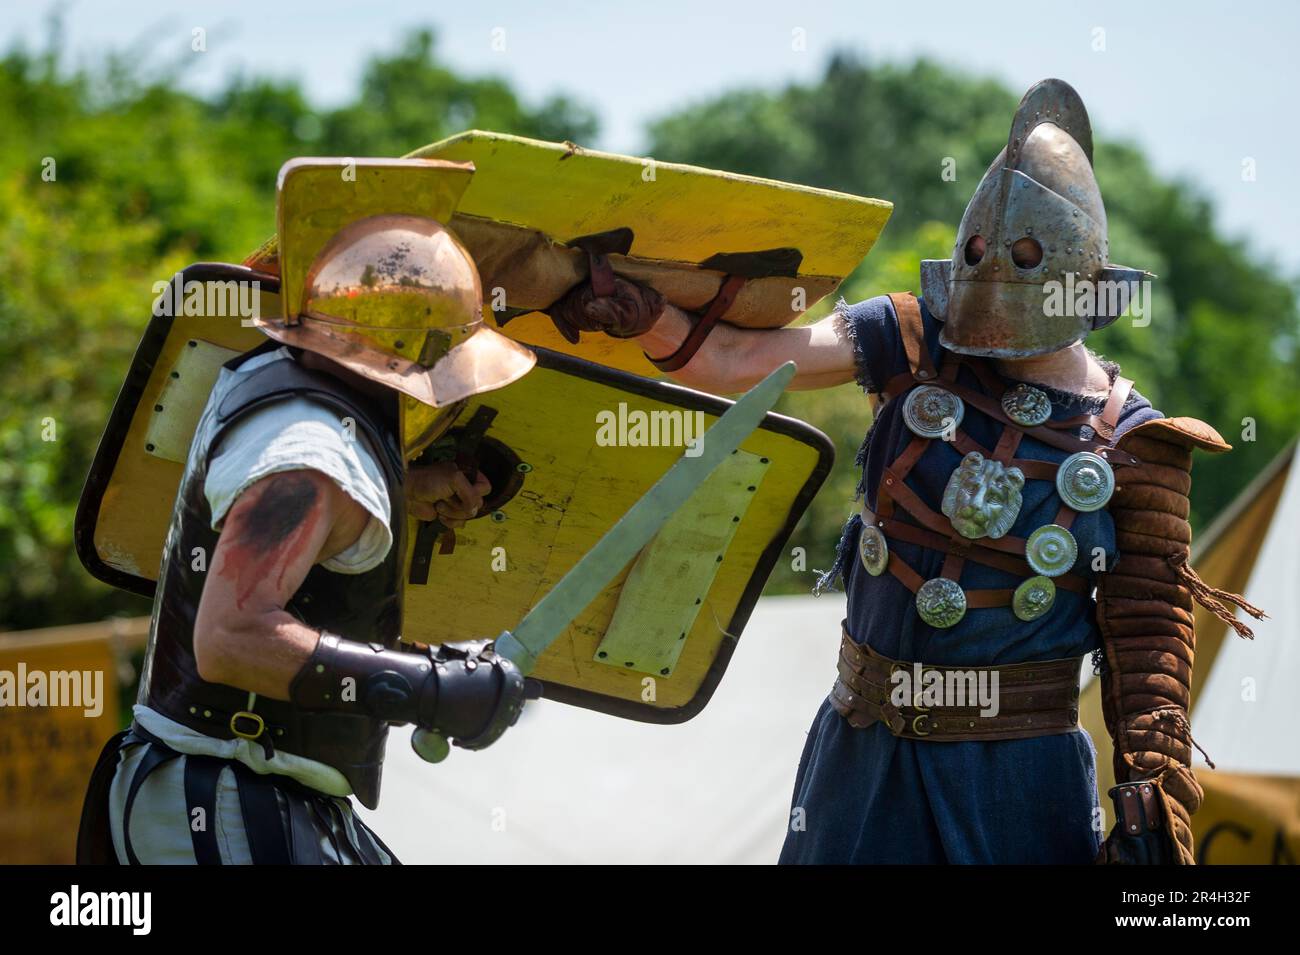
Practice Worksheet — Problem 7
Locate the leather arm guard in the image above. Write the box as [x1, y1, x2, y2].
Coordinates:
[1095, 417, 1264, 865]
[290, 635, 528, 750]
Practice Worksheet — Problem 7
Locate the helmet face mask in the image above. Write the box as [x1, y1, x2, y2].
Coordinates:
[920, 79, 1149, 358]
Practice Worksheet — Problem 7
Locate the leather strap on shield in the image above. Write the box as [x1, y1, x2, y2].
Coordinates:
[651, 274, 747, 372]
[650, 247, 803, 373]
[569, 228, 632, 299]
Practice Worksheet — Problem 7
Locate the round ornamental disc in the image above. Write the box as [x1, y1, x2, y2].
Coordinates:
[1001, 384, 1053, 427]
[1056, 451, 1115, 512]
[915, 577, 967, 628]
[1013, 575, 1057, 622]
[858, 523, 889, 577]
[1026, 524, 1079, 577]
[903, 386, 964, 439]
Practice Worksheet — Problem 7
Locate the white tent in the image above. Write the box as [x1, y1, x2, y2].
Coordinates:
[1190, 450, 1300, 776]
[362, 593, 846, 864]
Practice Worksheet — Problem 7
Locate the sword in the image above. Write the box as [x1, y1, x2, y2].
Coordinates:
[495, 360, 795, 672]
[411, 362, 796, 761]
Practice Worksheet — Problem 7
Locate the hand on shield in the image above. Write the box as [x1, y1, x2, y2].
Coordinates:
[543, 274, 667, 343]
[408, 462, 491, 528]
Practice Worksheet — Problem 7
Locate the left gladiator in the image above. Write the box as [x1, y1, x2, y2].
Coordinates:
[75, 160, 537, 864]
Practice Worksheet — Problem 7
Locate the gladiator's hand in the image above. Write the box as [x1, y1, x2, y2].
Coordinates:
[292, 635, 531, 752]
[408, 461, 490, 528]
[420, 639, 533, 750]
[1095, 782, 1175, 865]
[544, 275, 667, 344]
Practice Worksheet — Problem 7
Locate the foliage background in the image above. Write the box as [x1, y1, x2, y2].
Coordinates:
[2, 27, 1296, 629]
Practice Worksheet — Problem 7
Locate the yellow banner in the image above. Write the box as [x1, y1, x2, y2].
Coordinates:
[0, 625, 127, 864]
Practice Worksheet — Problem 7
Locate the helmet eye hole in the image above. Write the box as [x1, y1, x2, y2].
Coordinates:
[1011, 236, 1043, 269]
[963, 235, 986, 266]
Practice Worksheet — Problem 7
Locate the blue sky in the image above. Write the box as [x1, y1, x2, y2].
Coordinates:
[9, 0, 1300, 272]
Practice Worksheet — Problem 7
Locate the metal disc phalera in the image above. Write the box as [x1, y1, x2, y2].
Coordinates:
[1013, 575, 1057, 621]
[1001, 384, 1053, 427]
[859, 522, 889, 576]
[1026, 524, 1078, 577]
[1056, 450, 1115, 512]
[916, 577, 967, 628]
[903, 385, 964, 439]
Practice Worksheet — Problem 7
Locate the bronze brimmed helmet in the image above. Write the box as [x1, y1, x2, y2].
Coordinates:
[252, 213, 536, 407]
[251, 214, 536, 457]
[920, 78, 1150, 358]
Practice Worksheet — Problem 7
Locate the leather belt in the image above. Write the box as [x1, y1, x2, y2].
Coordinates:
[830, 625, 1083, 742]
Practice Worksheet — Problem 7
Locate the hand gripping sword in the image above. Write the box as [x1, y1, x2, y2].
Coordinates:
[411, 361, 796, 762]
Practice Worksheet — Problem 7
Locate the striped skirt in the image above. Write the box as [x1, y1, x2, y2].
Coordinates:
[78, 728, 399, 865]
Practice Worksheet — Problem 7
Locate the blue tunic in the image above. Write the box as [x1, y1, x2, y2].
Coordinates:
[778, 295, 1162, 864]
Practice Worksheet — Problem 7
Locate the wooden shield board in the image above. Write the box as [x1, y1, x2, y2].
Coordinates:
[246, 131, 893, 377]
[76, 264, 834, 721]
[412, 131, 891, 377]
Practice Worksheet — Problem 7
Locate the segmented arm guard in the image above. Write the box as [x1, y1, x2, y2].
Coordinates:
[1095, 417, 1263, 864]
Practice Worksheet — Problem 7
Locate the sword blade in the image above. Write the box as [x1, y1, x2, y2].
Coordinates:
[494, 361, 796, 673]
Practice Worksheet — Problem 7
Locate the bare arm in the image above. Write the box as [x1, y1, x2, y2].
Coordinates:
[193, 470, 366, 698]
[638, 303, 858, 394]
[193, 464, 489, 698]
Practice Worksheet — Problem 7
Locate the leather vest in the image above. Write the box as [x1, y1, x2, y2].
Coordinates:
[137, 350, 406, 809]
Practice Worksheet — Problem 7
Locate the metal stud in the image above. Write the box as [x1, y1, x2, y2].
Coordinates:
[1026, 524, 1078, 577]
[915, 577, 967, 628]
[903, 386, 964, 439]
[1057, 451, 1115, 512]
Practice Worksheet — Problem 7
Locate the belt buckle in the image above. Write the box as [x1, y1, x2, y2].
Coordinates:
[230, 710, 265, 741]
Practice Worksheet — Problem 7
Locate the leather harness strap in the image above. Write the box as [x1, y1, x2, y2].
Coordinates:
[888, 292, 938, 382]
[950, 431, 1058, 481]
[862, 291, 1119, 611]
[830, 627, 1083, 742]
[872, 508, 1087, 593]
[941, 376, 1138, 464]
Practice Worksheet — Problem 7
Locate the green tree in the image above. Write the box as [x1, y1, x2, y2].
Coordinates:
[319, 30, 597, 156]
[0, 24, 599, 630]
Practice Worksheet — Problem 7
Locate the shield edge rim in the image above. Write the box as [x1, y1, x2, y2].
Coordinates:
[74, 261, 837, 724]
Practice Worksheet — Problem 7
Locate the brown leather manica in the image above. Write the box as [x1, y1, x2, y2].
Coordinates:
[1095, 416, 1264, 865]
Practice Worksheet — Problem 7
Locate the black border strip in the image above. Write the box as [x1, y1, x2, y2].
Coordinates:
[74, 262, 836, 723]
[74, 262, 279, 598]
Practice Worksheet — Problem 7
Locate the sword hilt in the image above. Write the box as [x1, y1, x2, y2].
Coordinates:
[492, 630, 533, 674]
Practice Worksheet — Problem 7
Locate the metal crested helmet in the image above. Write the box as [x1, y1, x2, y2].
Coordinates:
[919, 78, 1151, 358]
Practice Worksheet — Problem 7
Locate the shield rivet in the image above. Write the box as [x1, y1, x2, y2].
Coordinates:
[903, 385, 964, 439]
[1056, 451, 1115, 512]
[1026, 524, 1078, 577]
[915, 577, 967, 628]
